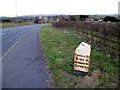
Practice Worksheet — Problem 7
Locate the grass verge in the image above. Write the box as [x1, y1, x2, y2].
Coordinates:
[2, 22, 33, 28]
[40, 24, 118, 88]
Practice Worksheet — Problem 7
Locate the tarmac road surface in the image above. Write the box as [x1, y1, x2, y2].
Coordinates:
[2, 24, 49, 88]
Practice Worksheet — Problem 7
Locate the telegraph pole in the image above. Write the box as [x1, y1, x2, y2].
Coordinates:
[118, 1, 120, 18]
[15, 2, 18, 23]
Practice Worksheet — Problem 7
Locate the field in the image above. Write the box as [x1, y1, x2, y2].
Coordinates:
[1, 22, 33, 28]
[40, 24, 118, 88]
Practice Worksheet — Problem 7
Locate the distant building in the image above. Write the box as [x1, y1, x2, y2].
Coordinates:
[57, 19, 59, 22]
[85, 18, 94, 22]
[98, 19, 103, 22]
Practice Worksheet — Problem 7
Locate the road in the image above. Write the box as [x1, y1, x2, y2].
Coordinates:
[2, 24, 49, 88]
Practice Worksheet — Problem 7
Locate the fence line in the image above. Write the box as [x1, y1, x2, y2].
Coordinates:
[52, 21, 120, 60]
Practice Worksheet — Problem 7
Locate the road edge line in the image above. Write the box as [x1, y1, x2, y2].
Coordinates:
[0, 34, 25, 61]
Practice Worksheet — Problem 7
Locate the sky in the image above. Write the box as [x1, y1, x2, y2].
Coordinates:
[0, 0, 120, 17]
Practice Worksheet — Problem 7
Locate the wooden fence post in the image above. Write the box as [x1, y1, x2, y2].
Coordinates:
[116, 35, 120, 60]
[90, 29, 93, 45]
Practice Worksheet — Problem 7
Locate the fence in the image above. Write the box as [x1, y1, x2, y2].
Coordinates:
[52, 21, 120, 60]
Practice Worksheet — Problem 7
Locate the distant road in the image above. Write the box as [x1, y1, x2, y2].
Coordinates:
[2, 24, 49, 88]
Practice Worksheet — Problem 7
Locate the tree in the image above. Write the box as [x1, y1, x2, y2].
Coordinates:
[2, 18, 10, 22]
[34, 17, 39, 23]
[79, 15, 89, 21]
[103, 16, 120, 22]
[70, 16, 76, 21]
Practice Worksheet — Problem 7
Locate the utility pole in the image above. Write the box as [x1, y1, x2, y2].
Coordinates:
[32, 9, 34, 16]
[118, 1, 120, 18]
[15, 2, 18, 23]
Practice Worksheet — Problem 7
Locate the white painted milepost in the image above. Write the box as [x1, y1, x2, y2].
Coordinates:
[73, 42, 91, 76]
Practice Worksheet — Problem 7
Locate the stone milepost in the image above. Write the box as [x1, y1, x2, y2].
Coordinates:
[73, 42, 91, 76]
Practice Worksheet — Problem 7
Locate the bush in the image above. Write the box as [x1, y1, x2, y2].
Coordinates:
[2, 19, 10, 23]
[103, 16, 120, 22]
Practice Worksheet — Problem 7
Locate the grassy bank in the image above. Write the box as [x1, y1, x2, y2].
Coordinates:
[40, 24, 118, 88]
[2, 22, 33, 28]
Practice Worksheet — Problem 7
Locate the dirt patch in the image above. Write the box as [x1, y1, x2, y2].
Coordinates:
[49, 69, 101, 88]
[75, 70, 101, 88]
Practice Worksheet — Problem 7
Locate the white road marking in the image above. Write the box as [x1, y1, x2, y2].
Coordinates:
[3, 28, 12, 31]
[22, 26, 29, 28]
[2, 26, 29, 32]
[20, 26, 29, 28]
[0, 33, 5, 36]
[2, 33, 5, 35]
[0, 34, 25, 61]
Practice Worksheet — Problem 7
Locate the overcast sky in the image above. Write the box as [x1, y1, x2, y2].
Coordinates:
[0, 0, 119, 17]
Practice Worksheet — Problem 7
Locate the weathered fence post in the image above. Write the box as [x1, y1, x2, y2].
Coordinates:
[90, 28, 93, 45]
[102, 25, 107, 53]
[116, 34, 120, 60]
